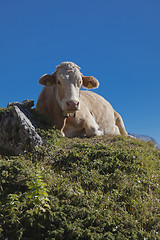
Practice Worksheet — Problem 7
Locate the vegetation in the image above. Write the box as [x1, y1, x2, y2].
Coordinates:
[0, 109, 160, 239]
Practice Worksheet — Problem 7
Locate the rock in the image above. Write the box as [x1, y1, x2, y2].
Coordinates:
[7, 99, 34, 109]
[0, 100, 43, 155]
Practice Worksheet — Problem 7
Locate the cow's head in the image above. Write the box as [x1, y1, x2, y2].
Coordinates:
[39, 62, 99, 116]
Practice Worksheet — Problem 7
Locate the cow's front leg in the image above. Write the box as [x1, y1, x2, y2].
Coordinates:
[83, 115, 103, 137]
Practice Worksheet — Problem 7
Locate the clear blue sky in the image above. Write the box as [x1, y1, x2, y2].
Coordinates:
[0, 0, 160, 143]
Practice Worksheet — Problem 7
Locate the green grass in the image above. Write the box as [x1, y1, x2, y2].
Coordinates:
[0, 108, 160, 240]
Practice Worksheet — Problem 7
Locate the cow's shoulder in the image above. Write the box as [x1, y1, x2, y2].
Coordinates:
[80, 90, 108, 105]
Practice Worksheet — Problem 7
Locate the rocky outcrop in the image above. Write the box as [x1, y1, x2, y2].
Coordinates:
[0, 100, 43, 155]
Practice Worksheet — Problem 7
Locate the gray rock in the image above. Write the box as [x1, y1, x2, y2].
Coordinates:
[0, 100, 43, 155]
[7, 99, 34, 109]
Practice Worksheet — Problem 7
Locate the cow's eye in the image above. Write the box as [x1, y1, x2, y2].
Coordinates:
[57, 81, 61, 85]
[78, 81, 82, 87]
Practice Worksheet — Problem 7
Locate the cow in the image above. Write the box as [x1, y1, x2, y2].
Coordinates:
[36, 62, 128, 137]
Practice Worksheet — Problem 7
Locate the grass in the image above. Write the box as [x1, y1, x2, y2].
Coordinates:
[0, 107, 160, 239]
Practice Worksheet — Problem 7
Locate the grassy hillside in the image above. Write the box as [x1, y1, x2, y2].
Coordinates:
[0, 110, 160, 240]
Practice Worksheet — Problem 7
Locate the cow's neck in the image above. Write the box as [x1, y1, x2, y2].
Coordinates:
[52, 87, 76, 134]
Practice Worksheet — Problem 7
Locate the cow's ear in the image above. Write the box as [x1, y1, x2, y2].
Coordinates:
[39, 73, 56, 86]
[82, 76, 99, 89]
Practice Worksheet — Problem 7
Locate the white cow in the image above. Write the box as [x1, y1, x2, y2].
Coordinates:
[36, 62, 128, 137]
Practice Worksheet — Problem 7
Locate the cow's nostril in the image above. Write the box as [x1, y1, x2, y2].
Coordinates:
[66, 101, 75, 106]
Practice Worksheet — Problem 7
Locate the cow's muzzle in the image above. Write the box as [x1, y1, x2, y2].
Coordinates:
[65, 100, 79, 112]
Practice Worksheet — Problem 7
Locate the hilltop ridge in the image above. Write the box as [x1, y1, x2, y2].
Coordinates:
[0, 105, 160, 239]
